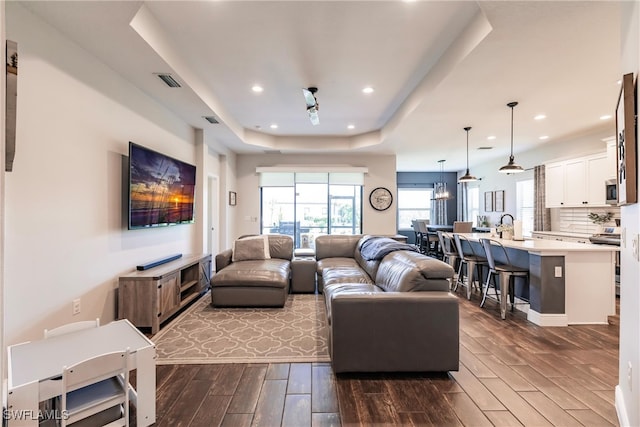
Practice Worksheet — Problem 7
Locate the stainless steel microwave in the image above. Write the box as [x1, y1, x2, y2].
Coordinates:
[606, 179, 617, 205]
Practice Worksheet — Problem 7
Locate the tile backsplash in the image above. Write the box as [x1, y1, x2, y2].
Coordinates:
[552, 207, 621, 234]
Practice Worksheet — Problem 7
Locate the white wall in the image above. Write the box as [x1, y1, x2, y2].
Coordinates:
[2, 3, 231, 344]
[1, 0, 7, 392]
[235, 153, 397, 240]
[617, 2, 640, 425]
[458, 128, 614, 227]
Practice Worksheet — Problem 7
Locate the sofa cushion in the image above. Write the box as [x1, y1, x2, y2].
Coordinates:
[316, 257, 359, 275]
[322, 267, 374, 287]
[375, 251, 453, 292]
[232, 235, 271, 262]
[315, 235, 362, 260]
[323, 282, 383, 324]
[211, 259, 290, 289]
[266, 234, 294, 260]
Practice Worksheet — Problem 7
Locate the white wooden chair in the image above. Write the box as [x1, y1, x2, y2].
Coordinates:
[61, 348, 130, 427]
[44, 318, 100, 339]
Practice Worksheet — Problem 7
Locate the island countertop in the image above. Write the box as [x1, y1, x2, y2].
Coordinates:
[455, 233, 619, 255]
[451, 233, 617, 326]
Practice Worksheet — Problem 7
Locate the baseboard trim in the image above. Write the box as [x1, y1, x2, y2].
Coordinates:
[615, 385, 629, 426]
[527, 310, 568, 327]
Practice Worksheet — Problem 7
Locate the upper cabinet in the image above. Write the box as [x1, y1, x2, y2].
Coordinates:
[545, 152, 611, 208]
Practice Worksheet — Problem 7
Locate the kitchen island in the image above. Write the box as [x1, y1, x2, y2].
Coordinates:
[455, 233, 618, 326]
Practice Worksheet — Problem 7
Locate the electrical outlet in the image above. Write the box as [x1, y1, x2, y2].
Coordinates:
[554, 266, 562, 278]
[633, 234, 640, 261]
[72, 298, 81, 315]
[628, 361, 633, 391]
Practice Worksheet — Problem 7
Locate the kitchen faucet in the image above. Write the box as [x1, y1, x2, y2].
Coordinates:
[500, 213, 514, 225]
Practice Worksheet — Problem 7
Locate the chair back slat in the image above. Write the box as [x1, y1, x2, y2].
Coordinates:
[479, 238, 497, 270]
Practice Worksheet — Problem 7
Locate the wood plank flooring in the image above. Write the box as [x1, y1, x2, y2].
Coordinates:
[146, 289, 620, 426]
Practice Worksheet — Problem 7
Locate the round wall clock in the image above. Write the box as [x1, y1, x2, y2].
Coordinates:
[369, 187, 393, 211]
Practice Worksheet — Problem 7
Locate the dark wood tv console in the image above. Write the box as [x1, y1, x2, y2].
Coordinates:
[118, 253, 212, 334]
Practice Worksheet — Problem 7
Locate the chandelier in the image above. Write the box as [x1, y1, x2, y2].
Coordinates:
[434, 160, 452, 200]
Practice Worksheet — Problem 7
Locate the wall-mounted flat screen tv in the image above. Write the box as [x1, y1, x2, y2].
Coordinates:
[128, 142, 196, 229]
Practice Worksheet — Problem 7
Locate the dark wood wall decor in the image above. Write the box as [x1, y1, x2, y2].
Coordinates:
[616, 72, 637, 205]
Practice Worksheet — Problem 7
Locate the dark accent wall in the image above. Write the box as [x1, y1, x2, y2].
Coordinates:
[397, 171, 458, 243]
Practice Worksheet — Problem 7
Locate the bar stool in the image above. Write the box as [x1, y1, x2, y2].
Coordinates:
[438, 231, 459, 286]
[453, 233, 488, 299]
[479, 238, 529, 319]
[411, 220, 420, 249]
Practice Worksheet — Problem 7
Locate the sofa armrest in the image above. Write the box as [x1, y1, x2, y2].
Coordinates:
[329, 292, 459, 373]
[215, 249, 233, 272]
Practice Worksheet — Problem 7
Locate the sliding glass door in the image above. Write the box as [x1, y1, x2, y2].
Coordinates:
[260, 173, 362, 248]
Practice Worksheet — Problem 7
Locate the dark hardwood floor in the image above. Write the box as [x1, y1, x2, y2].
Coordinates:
[147, 289, 620, 426]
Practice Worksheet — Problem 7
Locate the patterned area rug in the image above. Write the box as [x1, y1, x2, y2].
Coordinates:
[153, 293, 330, 365]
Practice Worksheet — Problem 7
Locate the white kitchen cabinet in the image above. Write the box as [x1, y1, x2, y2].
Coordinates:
[586, 154, 609, 205]
[545, 152, 609, 208]
[545, 162, 565, 208]
[564, 158, 587, 206]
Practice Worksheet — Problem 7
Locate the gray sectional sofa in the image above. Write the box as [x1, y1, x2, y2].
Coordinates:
[210, 234, 293, 307]
[316, 234, 459, 373]
[210, 233, 459, 374]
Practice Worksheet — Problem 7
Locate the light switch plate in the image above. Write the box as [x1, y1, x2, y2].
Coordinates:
[554, 266, 562, 278]
[632, 234, 639, 262]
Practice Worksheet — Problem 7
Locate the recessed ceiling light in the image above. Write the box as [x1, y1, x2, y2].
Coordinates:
[347, 124, 355, 130]
[270, 123, 278, 129]
[600, 115, 612, 120]
[252, 85, 264, 93]
[362, 87, 374, 94]
[539, 135, 549, 140]
[534, 114, 546, 120]
[487, 135, 496, 140]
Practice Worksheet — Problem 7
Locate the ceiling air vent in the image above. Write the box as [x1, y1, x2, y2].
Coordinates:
[204, 116, 219, 124]
[264, 150, 282, 155]
[477, 146, 494, 150]
[155, 73, 181, 88]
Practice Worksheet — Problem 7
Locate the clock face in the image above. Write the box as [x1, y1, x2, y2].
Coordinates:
[369, 187, 393, 211]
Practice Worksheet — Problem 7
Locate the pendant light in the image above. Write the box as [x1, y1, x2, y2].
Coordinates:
[499, 101, 525, 173]
[434, 159, 452, 200]
[458, 126, 477, 182]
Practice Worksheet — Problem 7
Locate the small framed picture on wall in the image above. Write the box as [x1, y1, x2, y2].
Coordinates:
[229, 191, 237, 206]
[484, 191, 494, 212]
[494, 190, 505, 212]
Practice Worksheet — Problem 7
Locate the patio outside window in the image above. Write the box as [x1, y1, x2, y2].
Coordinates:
[260, 172, 362, 248]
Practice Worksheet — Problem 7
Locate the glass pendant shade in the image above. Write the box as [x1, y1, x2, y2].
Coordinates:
[434, 159, 452, 200]
[499, 101, 524, 174]
[458, 126, 477, 182]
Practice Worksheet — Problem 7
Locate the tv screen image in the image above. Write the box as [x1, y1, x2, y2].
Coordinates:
[128, 142, 196, 229]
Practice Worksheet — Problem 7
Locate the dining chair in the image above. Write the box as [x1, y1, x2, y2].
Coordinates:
[61, 348, 130, 426]
[410, 220, 420, 249]
[453, 233, 488, 299]
[453, 221, 473, 233]
[415, 219, 439, 257]
[44, 318, 100, 339]
[437, 231, 459, 286]
[415, 219, 429, 254]
[479, 238, 529, 319]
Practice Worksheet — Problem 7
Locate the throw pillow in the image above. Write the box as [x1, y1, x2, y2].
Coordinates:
[232, 235, 271, 262]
